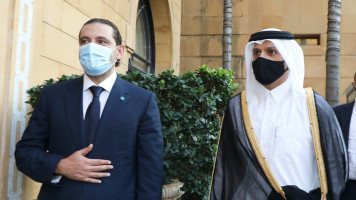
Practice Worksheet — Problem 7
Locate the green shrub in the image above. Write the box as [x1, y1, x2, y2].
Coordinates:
[25, 65, 238, 199]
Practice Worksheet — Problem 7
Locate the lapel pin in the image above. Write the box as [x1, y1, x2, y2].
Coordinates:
[120, 96, 125, 101]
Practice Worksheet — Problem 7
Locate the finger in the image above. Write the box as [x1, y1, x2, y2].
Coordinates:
[86, 158, 112, 165]
[87, 172, 111, 178]
[83, 177, 102, 184]
[87, 164, 114, 172]
[80, 144, 93, 156]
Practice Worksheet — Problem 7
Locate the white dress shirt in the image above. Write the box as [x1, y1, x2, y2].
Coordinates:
[248, 78, 320, 191]
[83, 72, 117, 119]
[348, 101, 356, 180]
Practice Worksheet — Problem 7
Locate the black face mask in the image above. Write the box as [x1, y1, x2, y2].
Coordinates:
[252, 57, 288, 85]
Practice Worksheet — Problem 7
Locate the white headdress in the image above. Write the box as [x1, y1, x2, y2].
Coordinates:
[245, 28, 305, 102]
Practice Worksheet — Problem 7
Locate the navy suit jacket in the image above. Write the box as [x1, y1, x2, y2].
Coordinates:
[334, 101, 354, 148]
[15, 75, 163, 200]
[334, 101, 355, 200]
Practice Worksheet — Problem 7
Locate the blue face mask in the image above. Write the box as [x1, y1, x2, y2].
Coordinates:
[79, 43, 117, 76]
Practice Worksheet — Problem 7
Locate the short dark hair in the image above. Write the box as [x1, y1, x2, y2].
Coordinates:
[80, 18, 122, 45]
[79, 18, 122, 66]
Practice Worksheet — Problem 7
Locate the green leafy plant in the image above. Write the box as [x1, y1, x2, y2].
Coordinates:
[25, 74, 81, 114]
[25, 65, 238, 200]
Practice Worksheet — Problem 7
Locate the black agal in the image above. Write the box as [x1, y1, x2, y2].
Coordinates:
[249, 31, 294, 42]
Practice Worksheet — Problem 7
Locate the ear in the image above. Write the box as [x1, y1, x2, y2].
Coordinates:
[116, 45, 125, 60]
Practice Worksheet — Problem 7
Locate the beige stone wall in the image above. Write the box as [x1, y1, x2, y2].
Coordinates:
[181, 0, 225, 73]
[0, 1, 43, 199]
[0, 0, 180, 199]
[180, 0, 355, 104]
[0, 2, 15, 199]
[340, 0, 356, 103]
[151, 0, 181, 74]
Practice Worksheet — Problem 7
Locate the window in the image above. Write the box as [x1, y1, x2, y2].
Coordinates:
[128, 0, 155, 73]
[294, 35, 320, 46]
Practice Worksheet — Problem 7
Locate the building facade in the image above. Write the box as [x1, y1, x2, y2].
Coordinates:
[181, 0, 355, 102]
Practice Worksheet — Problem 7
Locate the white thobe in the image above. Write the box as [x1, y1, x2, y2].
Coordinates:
[248, 78, 320, 192]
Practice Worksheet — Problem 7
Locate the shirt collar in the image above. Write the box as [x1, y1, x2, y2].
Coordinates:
[83, 72, 117, 92]
[259, 77, 291, 103]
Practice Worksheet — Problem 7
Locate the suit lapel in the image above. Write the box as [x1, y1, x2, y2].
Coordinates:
[345, 101, 354, 124]
[93, 75, 130, 146]
[63, 77, 86, 149]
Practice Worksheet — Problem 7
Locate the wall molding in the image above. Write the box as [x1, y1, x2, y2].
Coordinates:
[8, 0, 34, 199]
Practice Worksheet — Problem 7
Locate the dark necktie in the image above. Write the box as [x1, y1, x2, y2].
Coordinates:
[85, 86, 104, 145]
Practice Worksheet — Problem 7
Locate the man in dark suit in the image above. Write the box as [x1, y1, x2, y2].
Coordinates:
[334, 72, 356, 200]
[15, 18, 163, 200]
